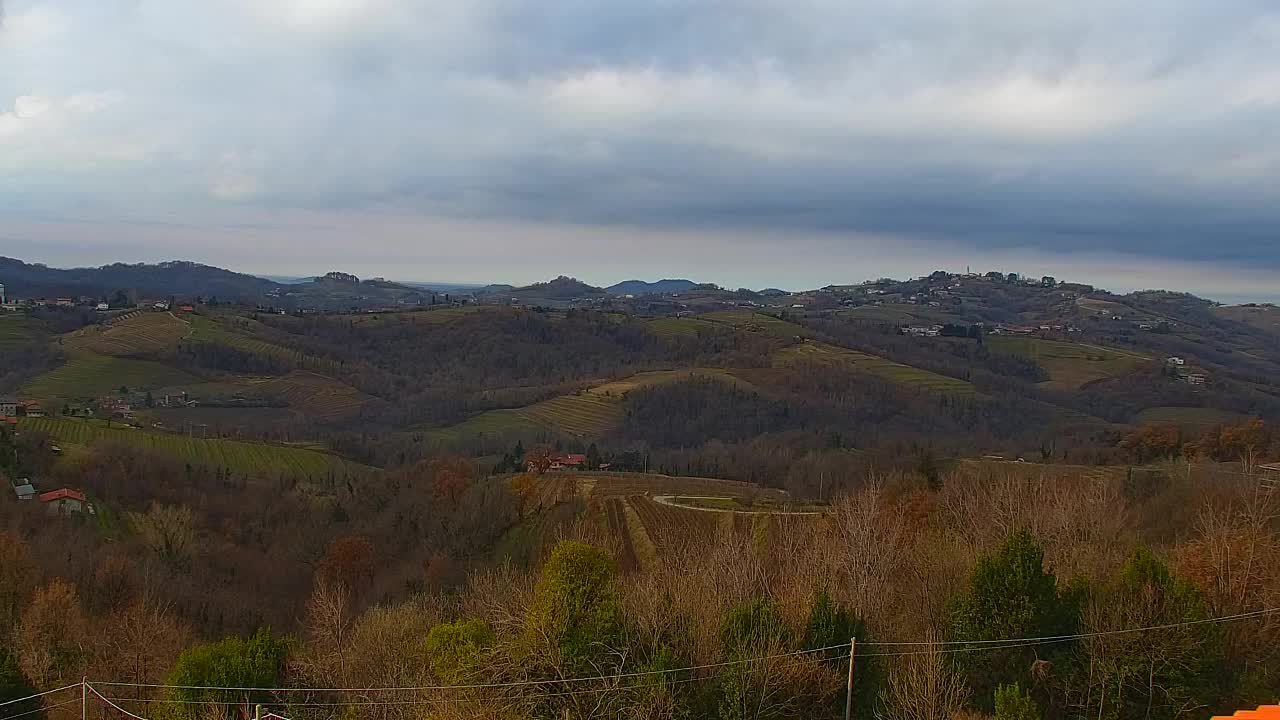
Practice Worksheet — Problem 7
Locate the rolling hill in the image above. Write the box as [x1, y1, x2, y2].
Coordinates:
[606, 279, 700, 296]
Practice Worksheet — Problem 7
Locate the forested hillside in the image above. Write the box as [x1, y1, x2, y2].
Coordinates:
[1, 266, 1280, 718]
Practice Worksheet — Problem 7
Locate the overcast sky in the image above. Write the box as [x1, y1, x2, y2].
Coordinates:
[3, 1, 1280, 299]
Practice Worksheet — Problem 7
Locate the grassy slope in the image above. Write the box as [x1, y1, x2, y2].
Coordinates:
[423, 369, 745, 442]
[22, 416, 367, 479]
[0, 314, 41, 349]
[699, 310, 807, 338]
[988, 336, 1147, 390]
[1135, 406, 1248, 428]
[646, 317, 721, 338]
[338, 306, 490, 327]
[22, 353, 200, 400]
[775, 341, 977, 395]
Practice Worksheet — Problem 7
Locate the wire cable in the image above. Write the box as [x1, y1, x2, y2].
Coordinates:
[89, 605, 1279, 694]
[0, 683, 83, 708]
[89, 641, 850, 694]
[0, 697, 82, 720]
[857, 606, 1280, 647]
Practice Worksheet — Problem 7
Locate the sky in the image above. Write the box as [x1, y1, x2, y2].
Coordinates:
[2, 1, 1280, 300]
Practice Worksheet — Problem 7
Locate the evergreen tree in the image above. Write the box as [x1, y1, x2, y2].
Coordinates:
[0, 648, 40, 720]
[948, 529, 1078, 711]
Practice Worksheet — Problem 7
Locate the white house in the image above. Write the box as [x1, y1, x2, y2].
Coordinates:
[1166, 357, 1186, 366]
[0, 397, 16, 417]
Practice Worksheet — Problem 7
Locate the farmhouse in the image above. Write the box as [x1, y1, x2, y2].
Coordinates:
[1166, 357, 1186, 366]
[0, 396, 16, 418]
[39, 488, 92, 515]
[96, 302, 109, 311]
[12, 480, 35, 501]
[18, 400, 44, 418]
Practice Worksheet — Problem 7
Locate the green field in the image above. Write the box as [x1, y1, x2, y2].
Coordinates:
[0, 314, 41, 349]
[988, 336, 1146, 389]
[22, 353, 200, 400]
[425, 369, 743, 442]
[21, 417, 367, 479]
[699, 310, 807, 338]
[777, 342, 976, 395]
[647, 317, 721, 338]
[1135, 406, 1247, 428]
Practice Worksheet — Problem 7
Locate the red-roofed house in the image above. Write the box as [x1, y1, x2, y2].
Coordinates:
[549, 453, 587, 471]
[39, 488, 90, 515]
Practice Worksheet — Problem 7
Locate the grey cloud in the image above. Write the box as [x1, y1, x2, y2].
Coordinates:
[2, 0, 1280, 291]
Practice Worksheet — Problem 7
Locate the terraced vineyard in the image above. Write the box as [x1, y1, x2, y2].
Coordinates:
[777, 342, 976, 396]
[22, 352, 200, 399]
[63, 311, 191, 356]
[255, 372, 372, 418]
[988, 336, 1147, 389]
[20, 417, 367, 479]
[627, 495, 719, 553]
[187, 317, 341, 373]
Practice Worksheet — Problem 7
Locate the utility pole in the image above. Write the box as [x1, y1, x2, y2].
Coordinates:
[254, 704, 262, 720]
[845, 637, 856, 720]
[81, 678, 87, 720]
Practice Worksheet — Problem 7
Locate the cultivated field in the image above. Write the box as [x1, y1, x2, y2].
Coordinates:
[699, 310, 807, 338]
[339, 306, 490, 326]
[581, 472, 790, 500]
[1135, 406, 1248, 428]
[187, 317, 340, 373]
[20, 416, 367, 479]
[627, 495, 719, 554]
[646, 317, 721, 338]
[425, 370, 744, 442]
[0, 314, 41, 349]
[63, 311, 191, 356]
[22, 352, 200, 399]
[988, 336, 1147, 389]
[255, 371, 372, 418]
[776, 341, 977, 395]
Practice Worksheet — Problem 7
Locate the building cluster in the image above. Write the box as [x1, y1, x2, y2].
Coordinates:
[1166, 356, 1209, 385]
[9, 477, 93, 515]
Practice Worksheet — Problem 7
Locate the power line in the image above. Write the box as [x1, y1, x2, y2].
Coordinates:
[91, 675, 718, 710]
[90, 641, 850, 694]
[0, 683, 82, 708]
[0, 697, 81, 720]
[87, 685, 147, 720]
[40, 604, 1280, 707]
[857, 606, 1280, 647]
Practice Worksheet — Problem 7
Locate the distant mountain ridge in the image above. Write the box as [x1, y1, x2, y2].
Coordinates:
[606, 279, 700, 296]
[0, 257, 279, 300]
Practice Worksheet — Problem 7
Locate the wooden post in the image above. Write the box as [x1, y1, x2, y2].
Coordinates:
[845, 637, 856, 720]
[81, 678, 87, 720]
